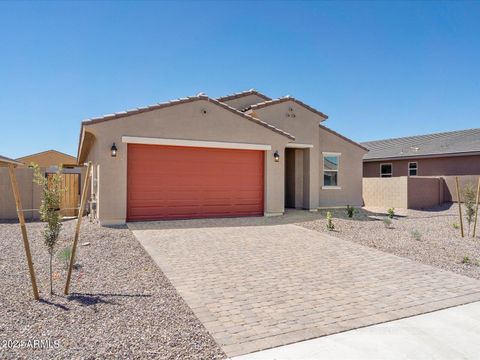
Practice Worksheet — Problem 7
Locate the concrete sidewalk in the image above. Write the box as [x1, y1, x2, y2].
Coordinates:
[232, 301, 480, 360]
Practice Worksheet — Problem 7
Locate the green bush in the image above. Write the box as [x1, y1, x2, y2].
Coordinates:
[345, 205, 356, 218]
[56, 246, 72, 270]
[387, 207, 395, 219]
[383, 217, 393, 229]
[326, 211, 335, 231]
[411, 229, 421, 241]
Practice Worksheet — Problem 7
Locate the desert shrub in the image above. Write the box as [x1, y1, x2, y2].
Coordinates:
[462, 183, 476, 235]
[345, 205, 356, 218]
[326, 211, 335, 231]
[57, 246, 72, 270]
[383, 217, 393, 229]
[387, 207, 395, 219]
[453, 223, 460, 229]
[33, 163, 64, 295]
[411, 229, 421, 241]
[462, 256, 471, 265]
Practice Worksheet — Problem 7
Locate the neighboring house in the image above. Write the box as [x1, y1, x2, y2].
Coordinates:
[16, 149, 77, 168]
[0, 155, 24, 167]
[77, 90, 367, 225]
[362, 128, 480, 177]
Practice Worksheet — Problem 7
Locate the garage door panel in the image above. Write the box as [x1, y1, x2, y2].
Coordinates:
[130, 169, 263, 181]
[129, 188, 263, 202]
[127, 144, 264, 221]
[128, 206, 260, 220]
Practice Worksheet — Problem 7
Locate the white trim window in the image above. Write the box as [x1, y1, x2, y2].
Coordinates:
[323, 153, 340, 188]
[408, 162, 418, 176]
[380, 163, 393, 177]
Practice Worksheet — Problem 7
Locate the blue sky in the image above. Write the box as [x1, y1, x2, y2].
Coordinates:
[1, 1, 479, 158]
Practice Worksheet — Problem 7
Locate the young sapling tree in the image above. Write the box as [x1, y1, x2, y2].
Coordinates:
[462, 183, 476, 236]
[33, 164, 64, 295]
[326, 211, 335, 231]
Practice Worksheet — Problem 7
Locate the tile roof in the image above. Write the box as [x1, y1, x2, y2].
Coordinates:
[216, 89, 271, 103]
[362, 128, 480, 161]
[245, 96, 329, 120]
[0, 155, 24, 167]
[81, 94, 295, 140]
[16, 149, 76, 161]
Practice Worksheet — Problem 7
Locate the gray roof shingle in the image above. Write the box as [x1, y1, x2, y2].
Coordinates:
[362, 128, 480, 161]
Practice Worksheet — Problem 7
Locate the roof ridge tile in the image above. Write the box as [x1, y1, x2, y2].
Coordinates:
[80, 94, 295, 144]
[247, 97, 328, 120]
[216, 89, 271, 102]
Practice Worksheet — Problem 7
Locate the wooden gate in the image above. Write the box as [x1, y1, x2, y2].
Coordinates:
[47, 173, 80, 217]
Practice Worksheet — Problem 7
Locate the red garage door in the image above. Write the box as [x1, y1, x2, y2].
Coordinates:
[127, 144, 264, 221]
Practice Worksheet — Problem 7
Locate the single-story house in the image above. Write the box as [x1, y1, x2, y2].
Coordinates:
[362, 128, 480, 177]
[16, 149, 77, 168]
[77, 90, 368, 225]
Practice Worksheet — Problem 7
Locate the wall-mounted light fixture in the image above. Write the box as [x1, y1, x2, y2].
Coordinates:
[274, 150, 280, 162]
[111, 143, 118, 157]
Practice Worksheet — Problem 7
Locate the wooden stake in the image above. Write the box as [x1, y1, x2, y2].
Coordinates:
[8, 164, 39, 300]
[64, 162, 92, 295]
[455, 176, 464, 238]
[473, 177, 480, 238]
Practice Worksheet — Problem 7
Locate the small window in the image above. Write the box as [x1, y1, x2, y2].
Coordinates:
[323, 154, 339, 187]
[380, 163, 392, 177]
[408, 162, 418, 176]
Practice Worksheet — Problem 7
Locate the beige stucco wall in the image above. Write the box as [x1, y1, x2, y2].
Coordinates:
[250, 102, 320, 209]
[0, 167, 43, 220]
[318, 127, 366, 207]
[407, 177, 443, 209]
[83, 99, 290, 225]
[441, 175, 479, 202]
[363, 177, 409, 209]
[252, 100, 367, 208]
[0, 167, 86, 220]
[362, 176, 476, 209]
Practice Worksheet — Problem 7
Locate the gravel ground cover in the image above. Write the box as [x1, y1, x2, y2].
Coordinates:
[300, 203, 480, 280]
[0, 219, 225, 360]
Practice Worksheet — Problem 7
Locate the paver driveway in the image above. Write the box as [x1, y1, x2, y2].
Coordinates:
[129, 215, 480, 357]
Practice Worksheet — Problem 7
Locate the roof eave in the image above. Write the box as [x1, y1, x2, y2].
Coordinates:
[249, 97, 329, 121]
[16, 149, 76, 162]
[0, 156, 24, 167]
[77, 95, 295, 158]
[319, 124, 369, 152]
[363, 150, 480, 162]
